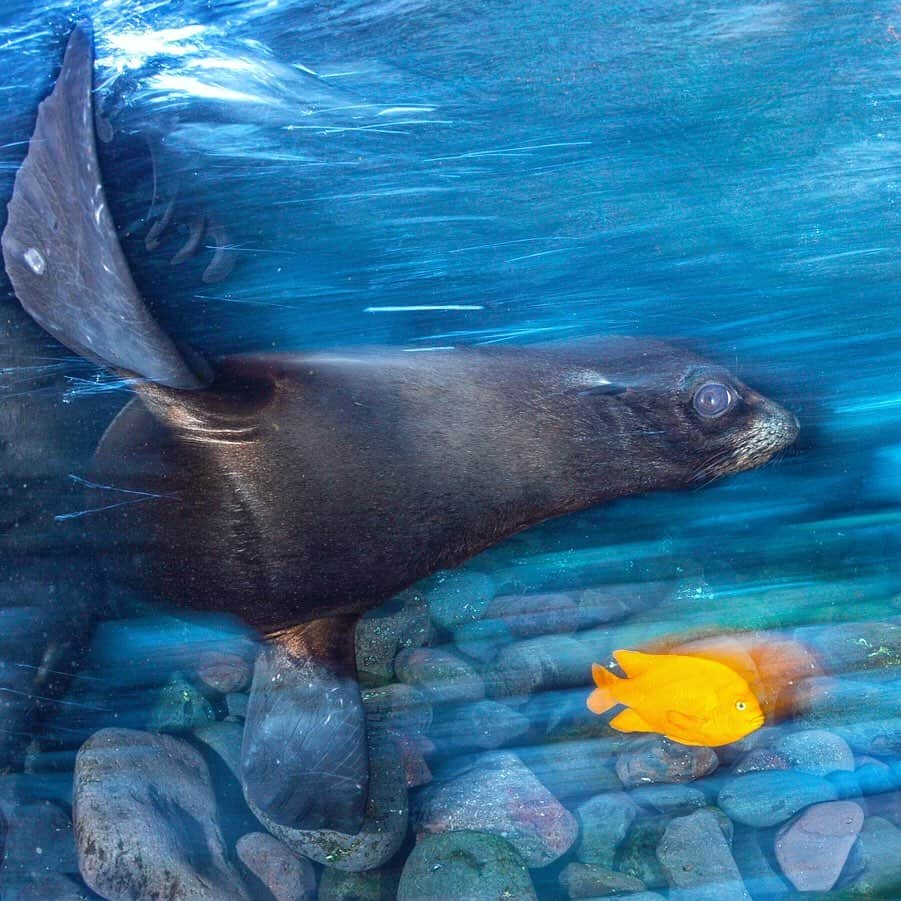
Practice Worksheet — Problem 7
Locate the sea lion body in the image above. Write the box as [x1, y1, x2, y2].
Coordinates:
[1, 22, 799, 834]
[92, 343, 795, 632]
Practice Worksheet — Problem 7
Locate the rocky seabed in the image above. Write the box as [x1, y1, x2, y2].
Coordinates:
[1, 569, 900, 900]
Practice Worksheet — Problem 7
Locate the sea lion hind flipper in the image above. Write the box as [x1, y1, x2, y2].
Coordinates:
[1, 21, 208, 390]
[241, 615, 369, 834]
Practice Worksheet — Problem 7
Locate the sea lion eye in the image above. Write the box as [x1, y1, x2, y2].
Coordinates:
[736, 700, 747, 711]
[693, 382, 733, 418]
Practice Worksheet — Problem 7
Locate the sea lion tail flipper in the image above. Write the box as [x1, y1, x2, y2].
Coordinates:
[0, 21, 208, 390]
[241, 615, 369, 834]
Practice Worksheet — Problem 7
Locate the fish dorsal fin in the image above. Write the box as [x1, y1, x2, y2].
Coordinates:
[1, 22, 208, 390]
[613, 649, 658, 678]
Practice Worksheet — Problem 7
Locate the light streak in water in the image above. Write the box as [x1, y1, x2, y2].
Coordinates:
[365, 304, 484, 312]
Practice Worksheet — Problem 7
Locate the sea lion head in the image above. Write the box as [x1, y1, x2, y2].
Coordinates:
[558, 337, 799, 494]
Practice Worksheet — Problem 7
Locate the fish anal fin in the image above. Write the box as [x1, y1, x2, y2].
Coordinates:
[613, 649, 657, 678]
[609, 708, 655, 734]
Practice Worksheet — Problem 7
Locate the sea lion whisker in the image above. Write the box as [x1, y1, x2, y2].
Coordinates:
[54, 493, 176, 522]
[67, 473, 174, 499]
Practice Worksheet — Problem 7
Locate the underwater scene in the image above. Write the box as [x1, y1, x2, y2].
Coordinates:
[0, 1, 899, 899]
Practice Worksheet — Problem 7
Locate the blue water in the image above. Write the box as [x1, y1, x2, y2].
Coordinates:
[0, 2, 899, 899]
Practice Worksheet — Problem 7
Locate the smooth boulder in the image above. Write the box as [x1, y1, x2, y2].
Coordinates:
[73, 728, 247, 900]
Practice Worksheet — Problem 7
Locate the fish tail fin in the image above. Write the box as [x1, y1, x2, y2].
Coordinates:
[587, 662, 620, 715]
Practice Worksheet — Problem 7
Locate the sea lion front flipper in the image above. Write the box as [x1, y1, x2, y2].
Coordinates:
[1, 21, 208, 390]
[241, 615, 369, 834]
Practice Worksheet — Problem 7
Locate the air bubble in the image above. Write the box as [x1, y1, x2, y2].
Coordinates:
[23, 247, 46, 275]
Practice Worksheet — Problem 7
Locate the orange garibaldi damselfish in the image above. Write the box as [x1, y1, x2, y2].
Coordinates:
[587, 649, 766, 747]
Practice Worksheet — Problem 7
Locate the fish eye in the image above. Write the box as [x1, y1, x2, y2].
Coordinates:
[735, 700, 747, 711]
[693, 382, 734, 418]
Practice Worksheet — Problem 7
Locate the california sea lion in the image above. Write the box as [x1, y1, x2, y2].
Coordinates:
[1, 23, 798, 833]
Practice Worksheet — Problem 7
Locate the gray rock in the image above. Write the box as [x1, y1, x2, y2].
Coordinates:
[0, 873, 91, 900]
[605, 895, 667, 901]
[794, 676, 893, 730]
[429, 699, 529, 753]
[193, 720, 244, 779]
[425, 570, 495, 631]
[797, 622, 901, 673]
[226, 692, 249, 720]
[195, 639, 256, 694]
[394, 733, 433, 789]
[250, 733, 408, 872]
[572, 585, 637, 629]
[0, 772, 74, 819]
[394, 647, 484, 705]
[731, 825, 791, 899]
[835, 718, 901, 756]
[355, 589, 432, 686]
[73, 728, 248, 900]
[184, 722, 261, 851]
[397, 831, 536, 901]
[774, 800, 864, 892]
[558, 862, 645, 898]
[657, 809, 750, 900]
[846, 816, 901, 896]
[486, 634, 596, 699]
[191, 721, 262, 847]
[773, 729, 855, 776]
[485, 592, 579, 638]
[575, 792, 639, 867]
[148, 675, 216, 733]
[517, 685, 620, 743]
[452, 617, 513, 663]
[616, 817, 669, 889]
[362, 683, 432, 738]
[319, 866, 400, 901]
[630, 784, 707, 815]
[519, 740, 623, 801]
[0, 801, 77, 879]
[727, 725, 783, 756]
[864, 786, 901, 826]
[465, 699, 531, 748]
[235, 832, 315, 901]
[718, 771, 838, 828]
[731, 747, 789, 775]
[616, 738, 718, 787]
[413, 751, 577, 867]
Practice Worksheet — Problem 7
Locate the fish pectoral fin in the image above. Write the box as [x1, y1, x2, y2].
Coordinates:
[665, 710, 704, 731]
[609, 708, 655, 734]
[612, 649, 657, 678]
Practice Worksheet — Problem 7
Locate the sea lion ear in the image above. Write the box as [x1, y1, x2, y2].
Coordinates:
[1, 21, 209, 390]
[575, 383, 628, 397]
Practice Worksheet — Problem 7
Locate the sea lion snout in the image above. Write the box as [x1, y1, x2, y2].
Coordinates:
[742, 389, 801, 452]
[699, 388, 800, 482]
